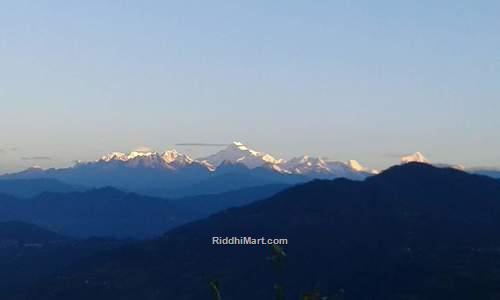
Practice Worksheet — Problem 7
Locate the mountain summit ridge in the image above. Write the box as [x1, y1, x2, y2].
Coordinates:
[3, 143, 496, 197]
[16, 141, 376, 178]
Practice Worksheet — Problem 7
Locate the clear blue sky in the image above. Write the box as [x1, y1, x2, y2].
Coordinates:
[1, 1, 499, 173]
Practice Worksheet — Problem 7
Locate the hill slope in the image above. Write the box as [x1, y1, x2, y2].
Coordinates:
[15, 163, 500, 300]
[0, 188, 198, 238]
[0, 221, 130, 298]
[0, 179, 83, 198]
[172, 183, 289, 215]
[0, 221, 66, 243]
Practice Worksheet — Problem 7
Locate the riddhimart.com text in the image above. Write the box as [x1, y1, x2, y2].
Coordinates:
[212, 236, 288, 246]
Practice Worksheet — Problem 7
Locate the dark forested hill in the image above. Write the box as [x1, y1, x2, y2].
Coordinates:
[0, 221, 131, 298]
[0, 220, 66, 243]
[13, 163, 500, 300]
[172, 183, 289, 215]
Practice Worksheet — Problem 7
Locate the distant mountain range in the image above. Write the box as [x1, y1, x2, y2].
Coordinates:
[0, 142, 378, 197]
[14, 163, 500, 300]
[1, 142, 498, 199]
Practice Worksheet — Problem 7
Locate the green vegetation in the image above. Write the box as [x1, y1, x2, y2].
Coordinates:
[209, 280, 222, 300]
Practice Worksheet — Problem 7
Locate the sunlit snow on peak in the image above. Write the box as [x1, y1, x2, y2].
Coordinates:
[401, 152, 429, 164]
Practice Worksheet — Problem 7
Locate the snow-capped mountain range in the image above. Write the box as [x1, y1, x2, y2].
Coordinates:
[83, 141, 378, 177]
[6, 141, 469, 179]
[399, 151, 465, 171]
[0, 142, 480, 198]
[0, 142, 378, 196]
[16, 142, 457, 178]
[200, 142, 285, 170]
[95, 149, 210, 170]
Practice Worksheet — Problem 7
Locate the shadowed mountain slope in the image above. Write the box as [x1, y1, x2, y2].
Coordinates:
[0, 188, 198, 238]
[0, 221, 131, 298]
[13, 163, 500, 300]
[0, 178, 84, 198]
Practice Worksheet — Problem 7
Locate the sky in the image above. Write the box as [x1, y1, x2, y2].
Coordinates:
[1, 0, 499, 173]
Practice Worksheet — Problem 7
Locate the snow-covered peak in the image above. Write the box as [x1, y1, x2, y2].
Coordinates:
[346, 160, 379, 174]
[200, 141, 283, 169]
[401, 152, 429, 164]
[82, 142, 379, 178]
[27, 165, 44, 171]
[281, 155, 374, 179]
[100, 151, 159, 162]
[162, 150, 194, 165]
[231, 141, 249, 151]
[127, 151, 158, 160]
[97, 148, 198, 170]
[286, 155, 314, 165]
[100, 152, 128, 162]
[347, 159, 365, 172]
[283, 155, 329, 174]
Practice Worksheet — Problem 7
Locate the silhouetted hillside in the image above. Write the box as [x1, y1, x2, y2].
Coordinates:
[172, 184, 289, 215]
[15, 163, 500, 300]
[0, 188, 198, 238]
[0, 221, 66, 243]
[0, 221, 131, 298]
[0, 179, 83, 198]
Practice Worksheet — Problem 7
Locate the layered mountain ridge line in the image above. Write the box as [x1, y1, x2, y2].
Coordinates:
[3, 141, 472, 179]
[40, 141, 380, 176]
[15, 163, 500, 300]
[0, 142, 480, 198]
